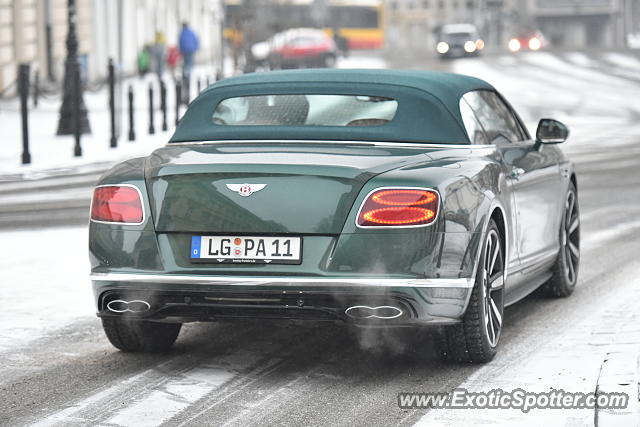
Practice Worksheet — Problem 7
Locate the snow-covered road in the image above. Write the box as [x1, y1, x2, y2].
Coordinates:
[0, 227, 93, 353]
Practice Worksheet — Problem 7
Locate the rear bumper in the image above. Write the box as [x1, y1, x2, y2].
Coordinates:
[439, 50, 480, 59]
[91, 273, 473, 326]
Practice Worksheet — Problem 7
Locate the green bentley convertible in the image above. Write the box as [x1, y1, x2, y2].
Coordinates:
[89, 69, 579, 363]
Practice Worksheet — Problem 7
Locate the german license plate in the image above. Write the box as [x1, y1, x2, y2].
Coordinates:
[190, 236, 302, 264]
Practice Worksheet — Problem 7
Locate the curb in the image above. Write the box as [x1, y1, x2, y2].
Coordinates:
[0, 161, 111, 184]
[595, 343, 640, 426]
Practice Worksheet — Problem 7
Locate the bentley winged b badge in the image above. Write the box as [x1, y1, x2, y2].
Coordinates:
[226, 183, 267, 197]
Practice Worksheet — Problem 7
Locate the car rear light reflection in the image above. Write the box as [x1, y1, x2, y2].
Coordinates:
[358, 188, 439, 227]
[91, 186, 144, 224]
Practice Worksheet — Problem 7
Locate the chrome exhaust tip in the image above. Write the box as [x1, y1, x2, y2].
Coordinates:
[106, 299, 151, 314]
[345, 305, 403, 320]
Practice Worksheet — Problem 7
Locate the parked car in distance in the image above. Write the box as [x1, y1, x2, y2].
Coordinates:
[508, 30, 548, 52]
[252, 28, 337, 70]
[436, 24, 484, 59]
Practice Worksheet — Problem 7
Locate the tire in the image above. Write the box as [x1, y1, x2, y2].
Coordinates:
[539, 182, 580, 297]
[439, 219, 505, 363]
[323, 54, 336, 68]
[102, 318, 181, 353]
[268, 55, 283, 70]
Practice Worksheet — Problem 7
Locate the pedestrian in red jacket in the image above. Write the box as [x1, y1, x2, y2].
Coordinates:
[166, 46, 181, 82]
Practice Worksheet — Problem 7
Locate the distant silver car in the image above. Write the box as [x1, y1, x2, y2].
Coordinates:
[436, 24, 485, 59]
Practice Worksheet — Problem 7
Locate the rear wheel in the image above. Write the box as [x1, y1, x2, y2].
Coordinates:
[439, 219, 505, 363]
[539, 182, 580, 297]
[102, 318, 181, 353]
[268, 54, 283, 70]
[323, 54, 336, 68]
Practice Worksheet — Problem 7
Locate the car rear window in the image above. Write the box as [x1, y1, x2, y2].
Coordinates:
[212, 94, 398, 127]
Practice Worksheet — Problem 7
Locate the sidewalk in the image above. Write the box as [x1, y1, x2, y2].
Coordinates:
[0, 64, 220, 181]
[594, 315, 640, 426]
[412, 265, 640, 426]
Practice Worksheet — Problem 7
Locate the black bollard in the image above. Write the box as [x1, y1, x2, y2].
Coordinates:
[108, 59, 117, 147]
[128, 85, 135, 141]
[73, 64, 82, 157]
[148, 83, 155, 135]
[197, 78, 201, 94]
[18, 64, 31, 164]
[33, 70, 39, 108]
[160, 80, 168, 131]
[175, 81, 182, 126]
[182, 75, 190, 104]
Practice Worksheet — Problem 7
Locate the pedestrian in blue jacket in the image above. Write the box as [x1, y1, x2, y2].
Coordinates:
[179, 22, 199, 101]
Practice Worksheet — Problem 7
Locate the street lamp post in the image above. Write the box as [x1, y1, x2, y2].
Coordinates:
[56, 0, 91, 136]
[44, 0, 55, 82]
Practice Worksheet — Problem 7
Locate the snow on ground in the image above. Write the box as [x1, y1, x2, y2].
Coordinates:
[602, 52, 640, 69]
[563, 52, 598, 68]
[0, 226, 93, 352]
[0, 65, 219, 178]
[414, 266, 640, 426]
[336, 54, 387, 69]
[0, 82, 171, 177]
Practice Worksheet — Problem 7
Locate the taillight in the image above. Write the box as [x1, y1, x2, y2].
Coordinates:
[357, 188, 439, 227]
[91, 185, 144, 224]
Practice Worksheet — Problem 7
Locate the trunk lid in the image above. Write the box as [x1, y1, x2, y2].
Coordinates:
[145, 142, 432, 234]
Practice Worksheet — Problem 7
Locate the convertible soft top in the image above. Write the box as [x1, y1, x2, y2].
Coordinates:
[170, 69, 494, 144]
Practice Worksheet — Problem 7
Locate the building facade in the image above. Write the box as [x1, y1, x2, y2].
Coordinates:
[525, 0, 634, 48]
[384, 0, 639, 53]
[0, 0, 223, 96]
[384, 0, 479, 54]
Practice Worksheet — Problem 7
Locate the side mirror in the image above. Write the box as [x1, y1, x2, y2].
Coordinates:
[536, 118, 569, 145]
